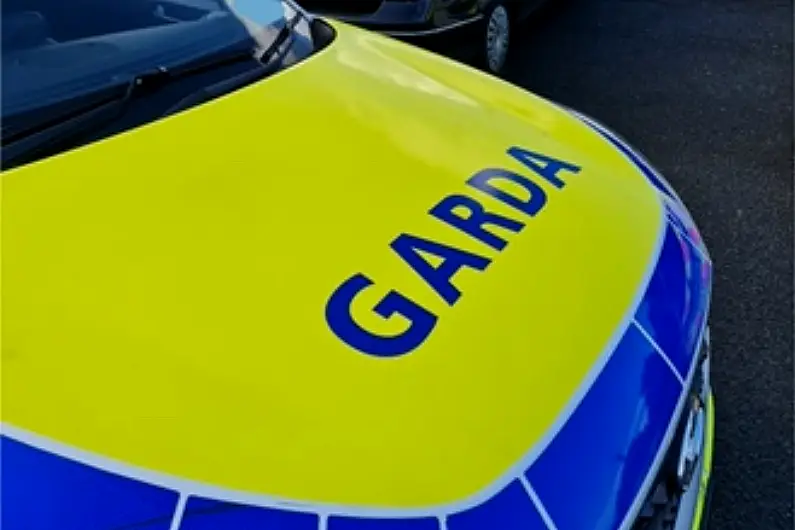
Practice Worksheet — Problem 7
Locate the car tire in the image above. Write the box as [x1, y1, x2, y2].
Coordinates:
[479, 1, 512, 75]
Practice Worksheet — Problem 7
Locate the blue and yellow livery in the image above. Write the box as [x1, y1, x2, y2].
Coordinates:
[1, 1, 713, 529]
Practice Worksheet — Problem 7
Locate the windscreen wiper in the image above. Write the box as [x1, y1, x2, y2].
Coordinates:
[3, 41, 258, 141]
[1, 17, 301, 171]
[1, 42, 261, 169]
[163, 14, 303, 117]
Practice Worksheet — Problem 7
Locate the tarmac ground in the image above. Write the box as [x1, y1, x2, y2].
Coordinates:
[494, 0, 793, 528]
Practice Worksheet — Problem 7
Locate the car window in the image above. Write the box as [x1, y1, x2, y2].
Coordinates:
[1, 0, 320, 170]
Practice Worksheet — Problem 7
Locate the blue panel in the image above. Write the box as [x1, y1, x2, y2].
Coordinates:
[0, 435, 179, 530]
[127, 523, 173, 530]
[525, 325, 682, 530]
[447, 480, 547, 530]
[182, 497, 226, 512]
[328, 515, 440, 530]
[179, 496, 318, 530]
[634, 224, 711, 377]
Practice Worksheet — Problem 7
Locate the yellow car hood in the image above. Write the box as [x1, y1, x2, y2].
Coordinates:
[2, 22, 697, 520]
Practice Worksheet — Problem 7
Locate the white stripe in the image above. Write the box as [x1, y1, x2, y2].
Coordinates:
[632, 319, 685, 385]
[519, 476, 559, 530]
[168, 493, 188, 530]
[318, 513, 328, 530]
[438, 515, 449, 530]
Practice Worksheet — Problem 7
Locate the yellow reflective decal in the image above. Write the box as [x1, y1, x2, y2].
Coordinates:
[2, 22, 664, 508]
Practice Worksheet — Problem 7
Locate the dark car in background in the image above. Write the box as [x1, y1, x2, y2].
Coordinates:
[293, 0, 546, 74]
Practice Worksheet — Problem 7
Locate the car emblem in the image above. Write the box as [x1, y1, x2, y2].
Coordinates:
[676, 393, 706, 491]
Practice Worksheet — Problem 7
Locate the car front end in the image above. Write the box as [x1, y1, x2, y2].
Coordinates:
[2, 4, 713, 530]
[571, 109, 715, 530]
[499, 117, 716, 530]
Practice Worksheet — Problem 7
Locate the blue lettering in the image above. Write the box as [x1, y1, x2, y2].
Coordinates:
[507, 146, 581, 188]
[429, 194, 525, 251]
[391, 234, 491, 306]
[467, 168, 547, 217]
[325, 274, 438, 357]
[325, 147, 583, 357]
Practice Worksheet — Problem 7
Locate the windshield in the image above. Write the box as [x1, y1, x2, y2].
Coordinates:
[2, 0, 320, 168]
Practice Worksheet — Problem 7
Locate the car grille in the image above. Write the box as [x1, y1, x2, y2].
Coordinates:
[632, 332, 710, 530]
[293, 0, 384, 16]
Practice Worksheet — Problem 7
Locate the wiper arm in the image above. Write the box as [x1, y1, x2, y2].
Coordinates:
[2, 79, 136, 168]
[1, 15, 304, 170]
[3, 40, 258, 139]
[163, 14, 304, 117]
[256, 13, 302, 64]
[1, 44, 260, 169]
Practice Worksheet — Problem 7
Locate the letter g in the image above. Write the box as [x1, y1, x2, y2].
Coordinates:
[325, 274, 438, 358]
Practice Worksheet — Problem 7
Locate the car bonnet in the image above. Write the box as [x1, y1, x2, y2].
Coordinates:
[1, 22, 712, 530]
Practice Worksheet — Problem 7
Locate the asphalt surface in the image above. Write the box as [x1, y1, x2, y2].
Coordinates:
[496, 0, 794, 528]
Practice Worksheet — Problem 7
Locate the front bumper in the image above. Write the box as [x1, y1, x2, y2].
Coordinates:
[690, 392, 715, 530]
[679, 331, 715, 530]
[664, 390, 715, 530]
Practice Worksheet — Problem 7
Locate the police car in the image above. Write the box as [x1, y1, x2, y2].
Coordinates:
[2, 0, 713, 529]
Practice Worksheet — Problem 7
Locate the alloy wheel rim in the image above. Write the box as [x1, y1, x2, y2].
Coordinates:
[486, 5, 510, 73]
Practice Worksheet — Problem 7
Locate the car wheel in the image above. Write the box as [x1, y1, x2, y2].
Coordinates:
[482, 2, 511, 75]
